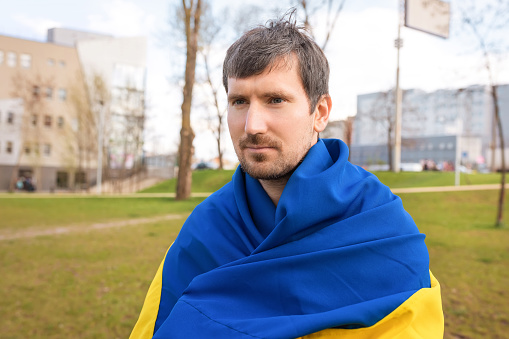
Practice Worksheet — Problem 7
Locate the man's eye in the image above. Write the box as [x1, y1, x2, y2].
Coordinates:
[232, 99, 246, 105]
[270, 98, 284, 104]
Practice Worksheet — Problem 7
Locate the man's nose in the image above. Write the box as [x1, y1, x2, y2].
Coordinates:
[244, 103, 268, 135]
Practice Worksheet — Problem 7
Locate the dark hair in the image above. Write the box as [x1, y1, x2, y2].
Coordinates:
[222, 10, 329, 112]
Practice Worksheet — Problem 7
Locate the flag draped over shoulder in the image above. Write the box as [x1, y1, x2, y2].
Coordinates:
[130, 139, 444, 339]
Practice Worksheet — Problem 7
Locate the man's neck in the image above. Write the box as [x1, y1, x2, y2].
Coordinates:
[258, 177, 290, 206]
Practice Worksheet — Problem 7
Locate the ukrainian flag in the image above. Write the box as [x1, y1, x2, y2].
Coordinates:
[130, 139, 444, 338]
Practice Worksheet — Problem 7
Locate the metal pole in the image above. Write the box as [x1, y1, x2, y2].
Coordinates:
[96, 102, 104, 194]
[455, 119, 462, 186]
[393, 1, 403, 173]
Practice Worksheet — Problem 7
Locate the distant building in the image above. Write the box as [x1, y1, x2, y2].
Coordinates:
[0, 98, 24, 188]
[0, 29, 147, 191]
[0, 35, 89, 191]
[488, 85, 509, 169]
[321, 117, 354, 143]
[350, 135, 482, 170]
[352, 85, 508, 170]
[145, 154, 176, 179]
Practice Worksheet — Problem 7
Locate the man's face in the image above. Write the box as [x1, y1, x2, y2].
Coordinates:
[227, 57, 320, 180]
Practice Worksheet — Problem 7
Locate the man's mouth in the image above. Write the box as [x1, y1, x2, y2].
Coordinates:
[244, 145, 274, 149]
[239, 135, 281, 151]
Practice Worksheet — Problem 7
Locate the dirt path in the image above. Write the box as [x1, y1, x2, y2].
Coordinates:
[1, 183, 505, 241]
[391, 183, 506, 193]
[0, 214, 186, 241]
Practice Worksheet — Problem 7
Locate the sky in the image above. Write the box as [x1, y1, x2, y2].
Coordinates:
[1, 0, 508, 162]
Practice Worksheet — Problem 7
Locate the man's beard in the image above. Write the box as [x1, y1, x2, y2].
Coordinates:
[235, 134, 309, 181]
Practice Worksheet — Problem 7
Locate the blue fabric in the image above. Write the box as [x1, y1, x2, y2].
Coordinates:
[152, 139, 430, 339]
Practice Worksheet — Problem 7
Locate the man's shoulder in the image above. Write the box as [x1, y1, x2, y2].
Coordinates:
[186, 179, 240, 226]
[197, 180, 235, 209]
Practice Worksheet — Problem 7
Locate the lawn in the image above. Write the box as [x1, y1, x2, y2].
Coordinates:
[0, 197, 205, 232]
[400, 190, 509, 338]
[139, 169, 236, 193]
[0, 214, 190, 339]
[374, 171, 502, 188]
[138, 169, 502, 193]
[1, 178, 508, 338]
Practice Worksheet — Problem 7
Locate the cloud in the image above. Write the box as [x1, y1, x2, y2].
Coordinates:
[319, 4, 509, 121]
[86, 0, 157, 37]
[12, 14, 61, 39]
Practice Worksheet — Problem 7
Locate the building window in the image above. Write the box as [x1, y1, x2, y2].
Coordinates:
[58, 88, 67, 101]
[33, 86, 40, 97]
[6, 141, 13, 154]
[24, 144, 31, 155]
[31, 114, 38, 126]
[56, 171, 69, 188]
[46, 87, 53, 99]
[44, 115, 52, 127]
[7, 52, 16, 67]
[57, 116, 64, 128]
[7, 112, 14, 124]
[0, 50, 4, 65]
[75, 171, 87, 185]
[43, 144, 51, 156]
[48, 58, 55, 66]
[20, 54, 31, 68]
[59, 60, 66, 67]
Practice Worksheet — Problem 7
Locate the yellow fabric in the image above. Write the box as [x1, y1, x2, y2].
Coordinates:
[130, 252, 443, 339]
[129, 248, 169, 339]
[299, 271, 444, 339]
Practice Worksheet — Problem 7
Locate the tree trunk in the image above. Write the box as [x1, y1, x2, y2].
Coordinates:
[176, 0, 201, 200]
[344, 118, 353, 162]
[217, 122, 223, 170]
[387, 126, 393, 171]
[492, 85, 506, 227]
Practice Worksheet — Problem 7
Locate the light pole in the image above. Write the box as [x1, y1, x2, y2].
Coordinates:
[393, 18, 403, 173]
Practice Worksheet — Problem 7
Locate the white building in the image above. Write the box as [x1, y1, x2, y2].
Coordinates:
[0, 29, 147, 191]
[0, 99, 24, 167]
[50, 28, 147, 174]
[352, 84, 507, 170]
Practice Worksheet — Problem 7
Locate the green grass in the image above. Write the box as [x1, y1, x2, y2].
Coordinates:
[1, 188, 508, 338]
[400, 191, 509, 338]
[0, 197, 205, 232]
[138, 169, 502, 194]
[139, 169, 235, 193]
[373, 171, 501, 188]
[0, 216, 191, 339]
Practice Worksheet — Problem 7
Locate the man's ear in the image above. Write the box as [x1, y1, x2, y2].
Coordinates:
[313, 94, 332, 133]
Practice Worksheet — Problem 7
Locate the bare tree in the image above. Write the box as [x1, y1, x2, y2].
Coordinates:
[460, 0, 509, 227]
[69, 73, 97, 191]
[202, 54, 226, 169]
[176, 0, 202, 200]
[84, 73, 111, 193]
[344, 116, 354, 160]
[360, 89, 422, 170]
[196, 5, 271, 171]
[107, 83, 145, 193]
[197, 7, 228, 170]
[232, 5, 270, 34]
[366, 90, 396, 170]
[294, 0, 347, 50]
[8, 72, 54, 192]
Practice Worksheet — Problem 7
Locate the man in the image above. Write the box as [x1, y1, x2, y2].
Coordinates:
[130, 14, 443, 339]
